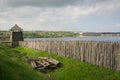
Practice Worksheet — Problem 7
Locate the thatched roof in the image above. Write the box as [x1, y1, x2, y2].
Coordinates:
[10, 24, 23, 31]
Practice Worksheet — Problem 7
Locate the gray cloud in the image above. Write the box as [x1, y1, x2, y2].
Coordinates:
[2, 0, 76, 7]
[0, 0, 120, 31]
[1, 0, 108, 7]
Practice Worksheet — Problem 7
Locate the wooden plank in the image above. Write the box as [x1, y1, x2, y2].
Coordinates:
[30, 61, 38, 69]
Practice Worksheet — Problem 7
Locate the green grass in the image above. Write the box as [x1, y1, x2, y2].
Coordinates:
[1, 44, 120, 80]
[14, 46, 120, 80]
[0, 44, 47, 80]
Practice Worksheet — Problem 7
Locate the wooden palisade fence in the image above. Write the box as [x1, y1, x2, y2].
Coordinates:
[18, 41, 120, 71]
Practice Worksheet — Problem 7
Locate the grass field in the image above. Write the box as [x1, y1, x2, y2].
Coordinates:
[0, 44, 47, 80]
[1, 44, 120, 80]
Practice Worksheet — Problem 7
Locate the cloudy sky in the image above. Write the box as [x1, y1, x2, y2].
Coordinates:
[0, 0, 120, 32]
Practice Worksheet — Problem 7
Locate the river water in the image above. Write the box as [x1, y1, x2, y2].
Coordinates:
[24, 36, 120, 42]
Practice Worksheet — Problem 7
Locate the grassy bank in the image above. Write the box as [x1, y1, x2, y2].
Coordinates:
[14, 46, 120, 80]
[1, 44, 120, 80]
[0, 44, 47, 80]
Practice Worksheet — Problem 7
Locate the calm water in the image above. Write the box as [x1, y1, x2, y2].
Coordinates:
[25, 36, 120, 42]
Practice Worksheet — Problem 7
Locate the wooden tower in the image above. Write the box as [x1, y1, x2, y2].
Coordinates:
[10, 24, 24, 46]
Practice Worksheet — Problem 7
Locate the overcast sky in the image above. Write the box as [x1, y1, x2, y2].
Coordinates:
[0, 0, 120, 32]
